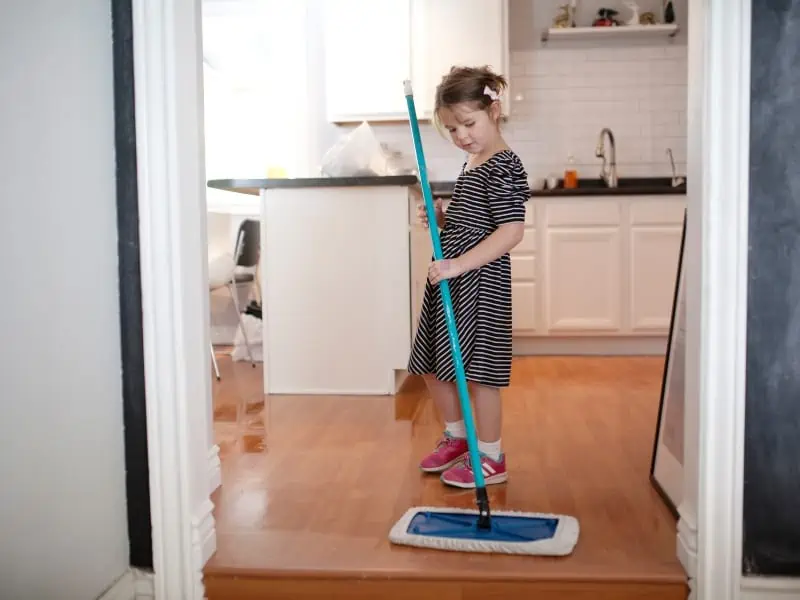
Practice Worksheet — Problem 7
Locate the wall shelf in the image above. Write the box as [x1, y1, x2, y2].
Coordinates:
[541, 23, 679, 43]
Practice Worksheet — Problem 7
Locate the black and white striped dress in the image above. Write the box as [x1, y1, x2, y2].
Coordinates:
[408, 149, 529, 388]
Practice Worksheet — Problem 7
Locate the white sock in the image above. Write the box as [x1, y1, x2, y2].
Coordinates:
[444, 420, 465, 438]
[478, 439, 502, 461]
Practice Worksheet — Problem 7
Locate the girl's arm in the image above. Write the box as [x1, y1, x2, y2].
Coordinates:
[455, 221, 524, 272]
[427, 221, 524, 284]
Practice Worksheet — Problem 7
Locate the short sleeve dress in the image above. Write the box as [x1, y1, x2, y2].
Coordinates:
[408, 149, 529, 388]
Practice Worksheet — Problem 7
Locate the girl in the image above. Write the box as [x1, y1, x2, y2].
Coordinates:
[408, 65, 529, 489]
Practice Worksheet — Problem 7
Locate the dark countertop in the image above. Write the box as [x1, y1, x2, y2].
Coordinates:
[207, 175, 686, 198]
[207, 175, 419, 196]
[430, 176, 687, 198]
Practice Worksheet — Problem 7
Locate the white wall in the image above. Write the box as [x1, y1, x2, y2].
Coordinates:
[0, 2, 130, 598]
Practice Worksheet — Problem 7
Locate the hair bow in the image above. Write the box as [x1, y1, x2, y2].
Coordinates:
[483, 85, 499, 101]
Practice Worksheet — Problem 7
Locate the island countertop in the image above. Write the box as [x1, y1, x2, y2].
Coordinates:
[207, 175, 419, 196]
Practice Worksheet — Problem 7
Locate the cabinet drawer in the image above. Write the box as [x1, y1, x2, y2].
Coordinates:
[629, 198, 686, 225]
[545, 200, 620, 227]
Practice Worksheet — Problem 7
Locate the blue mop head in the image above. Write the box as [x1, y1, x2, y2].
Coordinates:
[388, 506, 580, 555]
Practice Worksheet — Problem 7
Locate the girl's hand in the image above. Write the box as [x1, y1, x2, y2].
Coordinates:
[428, 258, 464, 284]
[417, 199, 444, 229]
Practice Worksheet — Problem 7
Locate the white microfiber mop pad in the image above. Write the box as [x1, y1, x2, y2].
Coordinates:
[388, 506, 580, 556]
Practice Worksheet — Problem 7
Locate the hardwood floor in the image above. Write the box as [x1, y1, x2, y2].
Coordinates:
[204, 352, 687, 599]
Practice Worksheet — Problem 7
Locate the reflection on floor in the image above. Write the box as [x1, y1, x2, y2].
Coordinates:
[204, 351, 688, 600]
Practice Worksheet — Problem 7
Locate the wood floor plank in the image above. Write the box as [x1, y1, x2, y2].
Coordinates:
[205, 353, 687, 599]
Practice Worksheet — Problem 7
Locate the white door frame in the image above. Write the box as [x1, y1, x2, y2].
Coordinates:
[131, 0, 752, 599]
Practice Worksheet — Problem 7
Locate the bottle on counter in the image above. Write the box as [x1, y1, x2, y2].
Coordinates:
[563, 154, 578, 189]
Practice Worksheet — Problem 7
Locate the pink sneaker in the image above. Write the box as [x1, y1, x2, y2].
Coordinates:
[440, 453, 508, 488]
[419, 433, 469, 473]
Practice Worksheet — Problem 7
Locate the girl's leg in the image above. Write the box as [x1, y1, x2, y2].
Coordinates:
[418, 374, 469, 473]
[423, 374, 461, 424]
[440, 382, 507, 488]
[471, 382, 503, 460]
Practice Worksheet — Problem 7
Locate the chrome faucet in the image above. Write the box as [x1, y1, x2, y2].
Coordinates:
[666, 148, 685, 187]
[595, 127, 618, 187]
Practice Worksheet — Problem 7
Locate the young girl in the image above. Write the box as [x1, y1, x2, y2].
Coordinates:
[407, 65, 529, 489]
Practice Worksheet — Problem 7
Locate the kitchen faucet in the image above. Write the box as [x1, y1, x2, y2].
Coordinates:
[595, 127, 618, 188]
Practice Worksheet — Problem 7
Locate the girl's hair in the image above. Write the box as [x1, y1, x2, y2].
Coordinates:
[432, 65, 507, 131]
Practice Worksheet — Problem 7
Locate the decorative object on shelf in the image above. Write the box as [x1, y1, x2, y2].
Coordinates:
[663, 0, 675, 24]
[623, 1, 641, 26]
[650, 208, 687, 519]
[640, 11, 657, 25]
[553, 4, 571, 28]
[592, 8, 620, 27]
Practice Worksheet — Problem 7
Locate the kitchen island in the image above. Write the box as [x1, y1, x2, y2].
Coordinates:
[208, 175, 418, 396]
[208, 175, 687, 396]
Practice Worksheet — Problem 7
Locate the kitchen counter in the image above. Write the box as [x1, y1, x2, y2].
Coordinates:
[430, 176, 687, 198]
[207, 175, 418, 196]
[208, 175, 686, 200]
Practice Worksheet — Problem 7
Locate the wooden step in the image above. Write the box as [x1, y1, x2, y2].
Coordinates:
[205, 574, 687, 599]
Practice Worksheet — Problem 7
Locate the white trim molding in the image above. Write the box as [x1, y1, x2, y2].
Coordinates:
[132, 0, 217, 598]
[694, 0, 751, 599]
[209, 443, 222, 493]
[741, 576, 800, 599]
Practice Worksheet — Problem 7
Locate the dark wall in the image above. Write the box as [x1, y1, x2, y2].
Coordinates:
[743, 0, 800, 577]
[111, 0, 153, 569]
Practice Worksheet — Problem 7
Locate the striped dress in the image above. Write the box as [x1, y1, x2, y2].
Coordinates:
[408, 149, 529, 388]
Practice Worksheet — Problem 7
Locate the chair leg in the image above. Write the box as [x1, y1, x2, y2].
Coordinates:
[254, 264, 263, 304]
[228, 281, 256, 368]
[210, 342, 221, 381]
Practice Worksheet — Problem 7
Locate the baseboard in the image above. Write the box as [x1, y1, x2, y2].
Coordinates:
[96, 568, 154, 600]
[677, 507, 698, 579]
[741, 576, 800, 599]
[208, 444, 221, 494]
[192, 499, 217, 568]
[512, 335, 667, 356]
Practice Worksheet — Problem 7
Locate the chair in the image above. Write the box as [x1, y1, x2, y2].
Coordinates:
[209, 218, 260, 380]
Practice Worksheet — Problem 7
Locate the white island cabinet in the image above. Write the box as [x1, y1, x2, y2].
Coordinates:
[208, 176, 419, 396]
[322, 0, 509, 123]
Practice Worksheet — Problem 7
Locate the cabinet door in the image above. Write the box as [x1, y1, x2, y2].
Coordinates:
[629, 226, 683, 332]
[544, 228, 623, 332]
[410, 0, 508, 117]
[323, 0, 411, 122]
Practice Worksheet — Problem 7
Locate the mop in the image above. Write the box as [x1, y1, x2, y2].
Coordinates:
[387, 80, 580, 556]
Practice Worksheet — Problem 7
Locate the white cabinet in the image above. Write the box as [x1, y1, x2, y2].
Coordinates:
[510, 203, 537, 332]
[406, 193, 686, 355]
[323, 1, 509, 123]
[544, 228, 623, 332]
[322, 0, 412, 122]
[627, 200, 685, 332]
[509, 195, 685, 339]
[410, 0, 509, 118]
[541, 199, 623, 333]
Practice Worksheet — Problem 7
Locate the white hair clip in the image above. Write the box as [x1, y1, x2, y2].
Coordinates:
[483, 85, 499, 101]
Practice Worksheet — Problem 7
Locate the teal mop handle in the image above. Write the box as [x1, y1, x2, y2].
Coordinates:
[403, 81, 490, 524]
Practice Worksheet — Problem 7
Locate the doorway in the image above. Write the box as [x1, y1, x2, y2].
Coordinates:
[129, 0, 751, 598]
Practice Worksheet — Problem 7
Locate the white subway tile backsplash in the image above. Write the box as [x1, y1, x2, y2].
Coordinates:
[339, 43, 688, 182]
